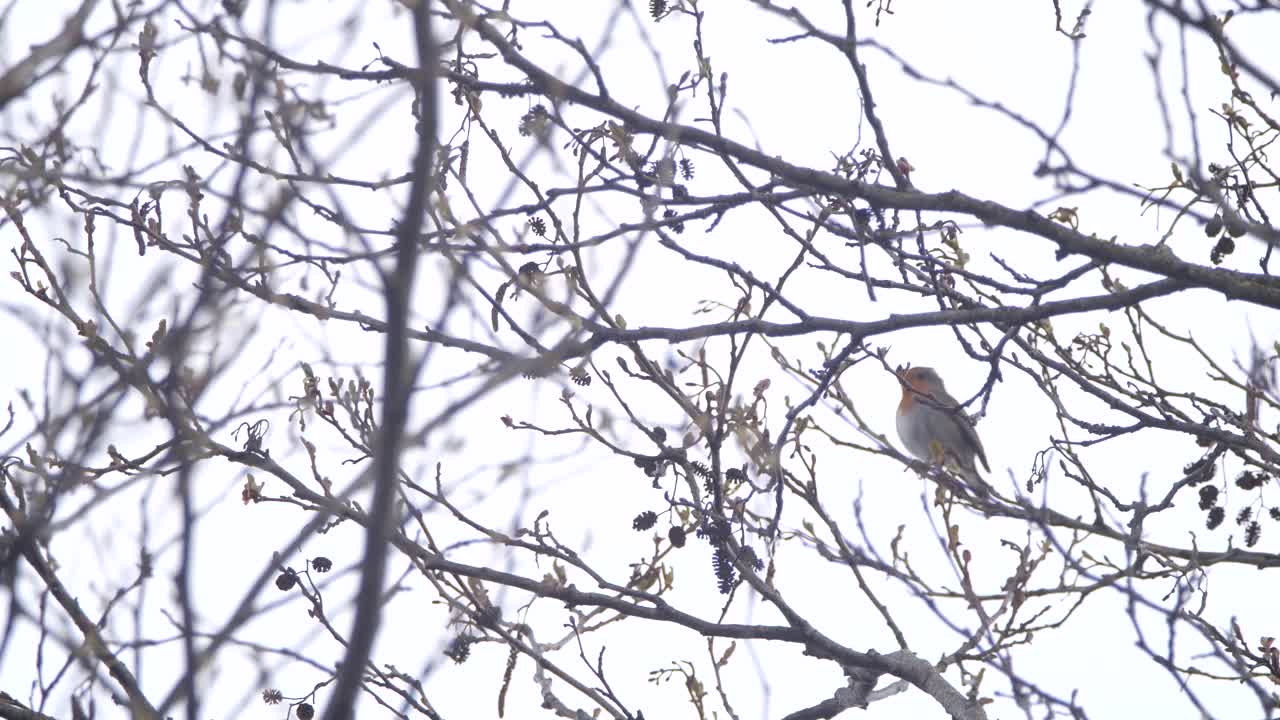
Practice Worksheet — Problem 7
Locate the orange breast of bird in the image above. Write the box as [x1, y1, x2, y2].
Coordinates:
[897, 374, 930, 415]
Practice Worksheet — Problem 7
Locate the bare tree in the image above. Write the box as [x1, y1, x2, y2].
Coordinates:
[2, 1, 1278, 719]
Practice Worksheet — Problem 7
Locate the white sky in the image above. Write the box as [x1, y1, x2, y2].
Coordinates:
[2, 0, 1277, 718]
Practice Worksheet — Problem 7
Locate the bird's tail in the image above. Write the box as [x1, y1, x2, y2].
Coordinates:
[952, 460, 994, 498]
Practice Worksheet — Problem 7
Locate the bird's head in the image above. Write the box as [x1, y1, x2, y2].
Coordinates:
[897, 365, 946, 395]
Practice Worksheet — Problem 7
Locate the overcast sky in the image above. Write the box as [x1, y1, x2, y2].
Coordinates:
[2, 1, 1277, 718]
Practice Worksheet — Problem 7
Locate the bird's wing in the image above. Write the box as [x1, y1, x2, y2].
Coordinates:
[964, 421, 991, 472]
[940, 390, 990, 472]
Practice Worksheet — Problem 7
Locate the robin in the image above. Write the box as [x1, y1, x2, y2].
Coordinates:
[896, 366, 991, 493]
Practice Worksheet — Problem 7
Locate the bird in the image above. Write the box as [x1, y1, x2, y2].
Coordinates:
[895, 365, 991, 494]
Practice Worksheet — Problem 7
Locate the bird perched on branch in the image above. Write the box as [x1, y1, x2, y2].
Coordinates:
[896, 365, 991, 494]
